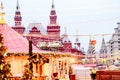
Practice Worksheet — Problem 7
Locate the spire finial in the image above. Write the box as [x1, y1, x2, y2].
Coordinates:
[0, 2, 6, 24]
[75, 29, 79, 42]
[118, 22, 120, 28]
[76, 29, 78, 38]
[52, 0, 55, 8]
[17, 0, 19, 6]
[16, 0, 20, 10]
[64, 26, 67, 34]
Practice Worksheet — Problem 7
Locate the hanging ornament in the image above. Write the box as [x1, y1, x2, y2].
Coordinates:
[2, 59, 6, 64]
[91, 39, 96, 45]
[3, 46, 7, 52]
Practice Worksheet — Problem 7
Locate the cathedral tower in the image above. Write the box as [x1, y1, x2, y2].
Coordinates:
[87, 38, 96, 58]
[12, 0, 25, 34]
[47, 0, 60, 41]
[99, 38, 107, 58]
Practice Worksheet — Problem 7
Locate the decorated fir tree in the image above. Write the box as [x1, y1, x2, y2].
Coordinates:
[21, 40, 33, 80]
[21, 62, 33, 80]
[0, 34, 11, 79]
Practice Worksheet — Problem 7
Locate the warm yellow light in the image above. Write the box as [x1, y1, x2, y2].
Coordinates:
[70, 58, 75, 63]
[92, 58, 96, 63]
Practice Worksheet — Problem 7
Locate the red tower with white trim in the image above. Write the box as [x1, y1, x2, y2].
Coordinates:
[47, 0, 60, 41]
[12, 0, 25, 34]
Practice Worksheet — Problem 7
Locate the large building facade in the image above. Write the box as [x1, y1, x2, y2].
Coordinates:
[108, 22, 120, 54]
[12, 0, 85, 56]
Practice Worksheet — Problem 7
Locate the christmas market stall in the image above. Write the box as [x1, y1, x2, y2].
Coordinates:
[0, 2, 84, 80]
[0, 6, 47, 79]
[0, 22, 79, 80]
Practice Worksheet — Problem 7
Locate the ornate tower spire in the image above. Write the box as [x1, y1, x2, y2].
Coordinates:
[87, 38, 92, 54]
[52, 0, 55, 8]
[16, 0, 20, 10]
[0, 2, 6, 24]
[47, 0, 60, 41]
[117, 22, 120, 29]
[14, 0, 22, 26]
[87, 37, 96, 58]
[62, 27, 68, 38]
[99, 37, 107, 58]
[75, 29, 78, 42]
[61, 27, 68, 41]
[64, 26, 67, 34]
[50, 0, 57, 24]
[12, 0, 25, 34]
[61, 27, 72, 52]
[74, 29, 80, 49]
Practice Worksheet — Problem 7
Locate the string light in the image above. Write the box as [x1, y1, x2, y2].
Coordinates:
[22, 33, 113, 37]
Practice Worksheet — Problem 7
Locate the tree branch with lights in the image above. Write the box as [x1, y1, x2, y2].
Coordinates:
[0, 34, 12, 79]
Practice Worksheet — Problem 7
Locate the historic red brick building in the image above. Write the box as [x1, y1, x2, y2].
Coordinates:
[12, 0, 85, 57]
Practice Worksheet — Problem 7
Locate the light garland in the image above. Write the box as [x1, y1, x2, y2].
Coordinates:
[22, 33, 113, 38]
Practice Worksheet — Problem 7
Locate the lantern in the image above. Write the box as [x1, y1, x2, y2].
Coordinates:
[91, 40, 96, 45]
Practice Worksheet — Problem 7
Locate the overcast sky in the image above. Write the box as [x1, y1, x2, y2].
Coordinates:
[1, 0, 120, 52]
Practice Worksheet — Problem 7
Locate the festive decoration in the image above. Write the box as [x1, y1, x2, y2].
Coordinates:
[21, 62, 33, 80]
[91, 39, 96, 45]
[23, 33, 113, 38]
[69, 66, 73, 75]
[0, 34, 12, 79]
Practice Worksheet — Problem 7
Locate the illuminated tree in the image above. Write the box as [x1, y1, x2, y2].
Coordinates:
[21, 62, 33, 80]
[0, 34, 11, 79]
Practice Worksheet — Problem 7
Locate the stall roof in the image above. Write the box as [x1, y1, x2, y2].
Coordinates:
[0, 24, 42, 54]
